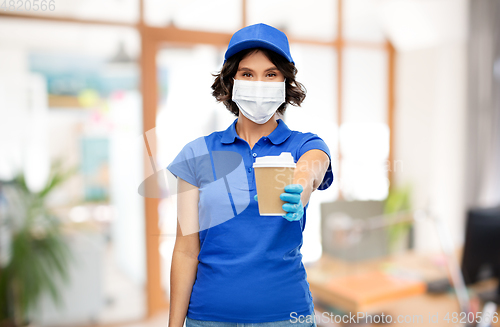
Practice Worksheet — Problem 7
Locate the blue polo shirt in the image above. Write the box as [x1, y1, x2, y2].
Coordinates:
[166, 118, 333, 323]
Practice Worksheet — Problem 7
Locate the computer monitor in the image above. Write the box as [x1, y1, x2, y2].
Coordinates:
[461, 205, 500, 303]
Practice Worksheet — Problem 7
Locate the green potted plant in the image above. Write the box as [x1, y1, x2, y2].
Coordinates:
[0, 159, 78, 327]
[383, 183, 413, 255]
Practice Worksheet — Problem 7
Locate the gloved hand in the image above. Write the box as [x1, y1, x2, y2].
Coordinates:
[280, 184, 304, 221]
[253, 184, 304, 222]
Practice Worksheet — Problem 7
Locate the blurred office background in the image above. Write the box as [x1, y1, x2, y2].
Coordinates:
[1, 0, 499, 326]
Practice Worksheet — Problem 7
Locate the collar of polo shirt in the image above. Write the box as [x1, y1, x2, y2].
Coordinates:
[220, 118, 292, 145]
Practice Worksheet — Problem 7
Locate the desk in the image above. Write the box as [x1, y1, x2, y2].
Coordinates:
[305, 252, 500, 326]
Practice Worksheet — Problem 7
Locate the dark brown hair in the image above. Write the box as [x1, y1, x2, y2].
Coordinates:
[211, 47, 307, 117]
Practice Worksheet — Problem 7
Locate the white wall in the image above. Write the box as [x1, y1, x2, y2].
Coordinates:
[390, 0, 469, 252]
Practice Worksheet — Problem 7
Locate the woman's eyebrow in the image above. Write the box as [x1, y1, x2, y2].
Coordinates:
[237, 66, 278, 72]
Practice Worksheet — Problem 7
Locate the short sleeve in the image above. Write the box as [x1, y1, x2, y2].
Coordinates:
[166, 139, 202, 188]
[297, 133, 334, 191]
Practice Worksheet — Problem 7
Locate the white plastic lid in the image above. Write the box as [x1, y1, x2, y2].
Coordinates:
[252, 152, 296, 168]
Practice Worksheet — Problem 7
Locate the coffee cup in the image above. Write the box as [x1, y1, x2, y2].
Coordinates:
[253, 152, 296, 216]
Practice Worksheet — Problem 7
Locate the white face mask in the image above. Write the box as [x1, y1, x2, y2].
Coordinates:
[232, 79, 286, 124]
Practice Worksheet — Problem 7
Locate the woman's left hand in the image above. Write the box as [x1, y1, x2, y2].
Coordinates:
[280, 184, 304, 222]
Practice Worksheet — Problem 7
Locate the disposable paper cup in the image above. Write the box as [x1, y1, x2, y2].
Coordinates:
[253, 152, 296, 216]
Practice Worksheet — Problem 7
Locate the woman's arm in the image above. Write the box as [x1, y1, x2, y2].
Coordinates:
[168, 177, 200, 327]
[293, 149, 330, 206]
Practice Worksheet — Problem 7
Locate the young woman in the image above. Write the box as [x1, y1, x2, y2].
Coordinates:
[167, 23, 333, 327]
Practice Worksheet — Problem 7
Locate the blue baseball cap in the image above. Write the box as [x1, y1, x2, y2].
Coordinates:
[223, 23, 294, 65]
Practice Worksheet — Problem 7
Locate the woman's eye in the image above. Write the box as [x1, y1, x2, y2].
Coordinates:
[242, 72, 252, 77]
[267, 73, 277, 77]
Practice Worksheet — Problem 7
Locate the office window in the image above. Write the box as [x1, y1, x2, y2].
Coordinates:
[343, 0, 385, 42]
[145, 0, 242, 32]
[247, 0, 337, 42]
[341, 48, 389, 200]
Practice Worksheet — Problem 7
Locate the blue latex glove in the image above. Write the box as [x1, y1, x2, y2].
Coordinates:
[280, 184, 304, 221]
[253, 184, 304, 222]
